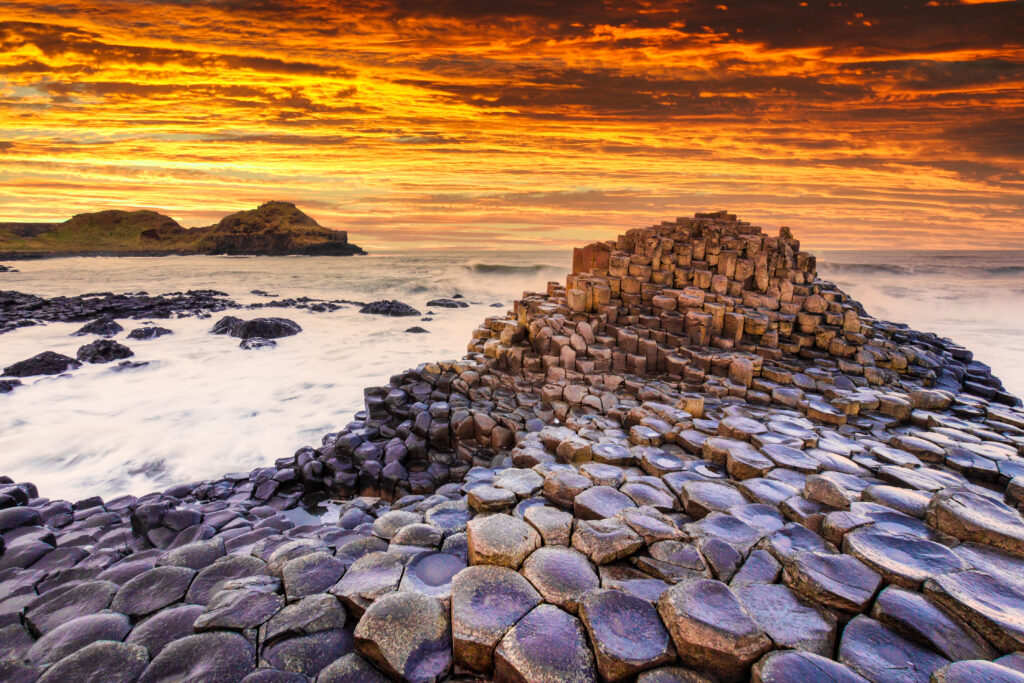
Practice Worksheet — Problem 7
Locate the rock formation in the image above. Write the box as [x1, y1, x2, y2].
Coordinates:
[1, 211, 1024, 682]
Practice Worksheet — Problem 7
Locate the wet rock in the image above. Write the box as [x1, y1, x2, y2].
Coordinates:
[127, 326, 173, 340]
[359, 300, 421, 317]
[260, 629, 354, 677]
[194, 583, 284, 631]
[76, 338, 134, 363]
[924, 570, 1024, 652]
[187, 554, 268, 604]
[25, 579, 119, 635]
[126, 603, 205, 657]
[138, 631, 256, 683]
[579, 588, 676, 682]
[27, 611, 132, 665]
[281, 551, 346, 601]
[838, 615, 949, 683]
[73, 317, 124, 337]
[927, 488, 1024, 557]
[781, 551, 881, 614]
[657, 578, 771, 683]
[842, 526, 968, 589]
[521, 546, 599, 614]
[212, 315, 244, 334]
[317, 653, 390, 682]
[523, 505, 574, 545]
[231, 317, 302, 339]
[493, 603, 597, 683]
[932, 661, 1024, 683]
[354, 591, 451, 682]
[263, 593, 347, 643]
[751, 650, 868, 683]
[159, 537, 225, 570]
[574, 485, 637, 520]
[398, 551, 465, 601]
[36, 641, 148, 683]
[3, 350, 81, 377]
[427, 298, 469, 308]
[870, 585, 997, 662]
[733, 582, 837, 656]
[0, 378, 21, 392]
[572, 517, 644, 565]
[329, 551, 405, 616]
[405, 326, 429, 334]
[110, 565, 195, 618]
[468, 485, 516, 513]
[466, 513, 541, 569]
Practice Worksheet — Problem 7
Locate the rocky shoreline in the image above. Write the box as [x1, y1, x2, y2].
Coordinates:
[2, 211, 1024, 682]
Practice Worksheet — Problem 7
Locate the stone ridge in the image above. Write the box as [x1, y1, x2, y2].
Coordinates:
[2, 210, 1024, 683]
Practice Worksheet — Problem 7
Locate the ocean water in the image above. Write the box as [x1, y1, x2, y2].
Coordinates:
[0, 248, 1021, 501]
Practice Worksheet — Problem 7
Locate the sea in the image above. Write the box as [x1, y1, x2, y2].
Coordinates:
[1, 248, 1021, 501]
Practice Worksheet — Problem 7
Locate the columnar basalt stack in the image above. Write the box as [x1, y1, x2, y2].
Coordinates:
[2, 212, 1024, 683]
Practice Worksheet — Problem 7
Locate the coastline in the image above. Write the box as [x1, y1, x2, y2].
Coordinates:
[2, 212, 1023, 682]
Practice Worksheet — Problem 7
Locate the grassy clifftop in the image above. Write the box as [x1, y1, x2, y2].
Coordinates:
[0, 202, 366, 257]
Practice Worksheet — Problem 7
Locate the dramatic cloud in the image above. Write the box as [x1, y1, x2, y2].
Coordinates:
[0, 0, 1021, 249]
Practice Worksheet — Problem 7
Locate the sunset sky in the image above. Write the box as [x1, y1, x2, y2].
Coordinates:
[1, 0, 1021, 250]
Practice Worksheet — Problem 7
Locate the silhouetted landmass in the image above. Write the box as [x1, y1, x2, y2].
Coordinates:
[0, 201, 366, 258]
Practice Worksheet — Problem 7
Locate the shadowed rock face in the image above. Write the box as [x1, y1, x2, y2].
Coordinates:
[2, 210, 1024, 682]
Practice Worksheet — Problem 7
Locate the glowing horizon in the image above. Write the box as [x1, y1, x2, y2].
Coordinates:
[1, 0, 1021, 251]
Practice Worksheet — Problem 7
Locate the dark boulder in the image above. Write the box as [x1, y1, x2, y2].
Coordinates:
[72, 317, 123, 337]
[426, 298, 469, 309]
[241, 337, 277, 350]
[3, 351, 81, 377]
[0, 379, 21, 392]
[211, 315, 244, 335]
[405, 326, 429, 334]
[128, 326, 173, 340]
[232, 318, 302, 340]
[76, 339, 134, 364]
[359, 300, 421, 317]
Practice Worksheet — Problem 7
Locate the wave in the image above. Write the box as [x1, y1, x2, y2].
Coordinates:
[987, 266, 1024, 275]
[818, 263, 915, 275]
[820, 262, 1024, 277]
[467, 263, 563, 275]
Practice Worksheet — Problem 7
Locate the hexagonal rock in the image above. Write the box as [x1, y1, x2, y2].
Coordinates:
[521, 546, 599, 614]
[619, 508, 685, 544]
[493, 603, 597, 683]
[24, 580, 118, 635]
[927, 488, 1024, 557]
[187, 555, 268, 604]
[282, 551, 346, 601]
[262, 593, 348, 643]
[680, 481, 747, 519]
[424, 500, 471, 536]
[468, 485, 516, 513]
[574, 485, 637, 520]
[838, 615, 949, 683]
[523, 505, 574, 545]
[841, 526, 968, 589]
[466, 514, 540, 569]
[126, 604, 206, 658]
[27, 611, 132, 665]
[451, 565, 542, 674]
[598, 564, 670, 604]
[371, 510, 422, 540]
[193, 585, 284, 631]
[870, 586, 997, 662]
[329, 551, 405, 616]
[317, 653, 390, 683]
[398, 551, 465, 601]
[781, 551, 881, 614]
[493, 468, 544, 499]
[138, 631, 255, 683]
[932, 661, 1024, 683]
[579, 589, 675, 682]
[733, 583, 837, 656]
[751, 650, 868, 683]
[544, 469, 594, 508]
[571, 518, 644, 565]
[353, 591, 451, 683]
[657, 578, 771, 683]
[36, 641, 149, 683]
[111, 565, 195, 618]
[259, 628, 354, 677]
[924, 570, 1024, 652]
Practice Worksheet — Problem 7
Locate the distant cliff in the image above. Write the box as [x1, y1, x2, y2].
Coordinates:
[0, 201, 366, 258]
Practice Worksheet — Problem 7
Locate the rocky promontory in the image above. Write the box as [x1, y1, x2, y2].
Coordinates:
[2, 211, 1024, 682]
[0, 201, 365, 258]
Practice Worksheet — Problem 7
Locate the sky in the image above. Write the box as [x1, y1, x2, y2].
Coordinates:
[0, 0, 1022, 250]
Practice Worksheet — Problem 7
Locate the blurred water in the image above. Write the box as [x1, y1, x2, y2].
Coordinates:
[0, 248, 1020, 501]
